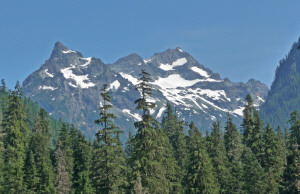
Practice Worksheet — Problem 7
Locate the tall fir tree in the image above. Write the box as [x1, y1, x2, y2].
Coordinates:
[282, 112, 300, 193]
[207, 121, 231, 193]
[224, 114, 244, 193]
[57, 123, 73, 186]
[2, 82, 29, 193]
[24, 150, 39, 193]
[262, 123, 284, 193]
[129, 70, 181, 193]
[242, 147, 267, 193]
[72, 132, 94, 194]
[242, 94, 255, 147]
[250, 110, 265, 164]
[185, 122, 219, 193]
[24, 109, 55, 193]
[91, 84, 127, 193]
[161, 102, 187, 181]
[55, 140, 72, 194]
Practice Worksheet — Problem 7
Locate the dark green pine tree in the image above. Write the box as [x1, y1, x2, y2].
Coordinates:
[57, 123, 73, 185]
[282, 112, 300, 193]
[2, 82, 30, 193]
[224, 114, 244, 193]
[262, 123, 285, 193]
[207, 121, 231, 193]
[250, 110, 265, 164]
[24, 150, 39, 193]
[289, 111, 300, 145]
[72, 132, 94, 194]
[242, 147, 267, 193]
[129, 70, 181, 193]
[276, 126, 288, 187]
[242, 94, 255, 147]
[161, 102, 188, 179]
[185, 122, 219, 193]
[55, 141, 72, 194]
[24, 109, 55, 193]
[91, 84, 127, 193]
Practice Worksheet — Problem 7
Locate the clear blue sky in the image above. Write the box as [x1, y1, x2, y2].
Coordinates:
[1, 1, 300, 88]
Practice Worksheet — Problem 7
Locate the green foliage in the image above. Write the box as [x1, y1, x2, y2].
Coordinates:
[207, 121, 231, 193]
[72, 132, 94, 194]
[185, 122, 219, 193]
[242, 147, 267, 193]
[2, 83, 29, 193]
[91, 84, 127, 193]
[55, 141, 72, 194]
[25, 109, 55, 193]
[224, 114, 244, 193]
[161, 102, 188, 181]
[0, 79, 299, 193]
[130, 70, 181, 193]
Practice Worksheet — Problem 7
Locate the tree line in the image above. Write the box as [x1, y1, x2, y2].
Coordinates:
[0, 70, 299, 193]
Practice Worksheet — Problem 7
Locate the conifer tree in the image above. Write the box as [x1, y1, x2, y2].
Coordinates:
[24, 150, 39, 193]
[2, 82, 29, 193]
[208, 121, 231, 193]
[185, 122, 219, 193]
[250, 110, 265, 164]
[72, 132, 94, 194]
[289, 111, 300, 145]
[262, 123, 284, 193]
[24, 109, 55, 193]
[242, 94, 254, 147]
[242, 147, 267, 193]
[130, 70, 181, 193]
[91, 84, 127, 193]
[224, 114, 244, 193]
[161, 102, 187, 179]
[56, 141, 72, 194]
[57, 123, 73, 184]
[282, 112, 300, 193]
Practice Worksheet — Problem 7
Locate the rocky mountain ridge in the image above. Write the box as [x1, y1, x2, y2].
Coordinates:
[22, 42, 269, 140]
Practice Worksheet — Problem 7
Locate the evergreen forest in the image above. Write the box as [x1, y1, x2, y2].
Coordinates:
[0, 70, 300, 194]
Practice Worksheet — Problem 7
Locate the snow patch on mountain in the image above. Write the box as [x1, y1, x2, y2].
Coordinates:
[122, 109, 142, 121]
[39, 85, 57, 90]
[190, 67, 210, 78]
[80, 57, 92, 68]
[61, 64, 95, 88]
[108, 80, 120, 90]
[232, 106, 244, 117]
[159, 58, 187, 71]
[153, 74, 200, 89]
[62, 50, 76, 54]
[156, 107, 166, 119]
[119, 72, 139, 85]
[257, 96, 265, 102]
[45, 69, 54, 78]
[144, 58, 152, 63]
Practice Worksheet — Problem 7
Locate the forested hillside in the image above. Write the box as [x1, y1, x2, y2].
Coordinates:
[260, 38, 300, 129]
[1, 70, 300, 193]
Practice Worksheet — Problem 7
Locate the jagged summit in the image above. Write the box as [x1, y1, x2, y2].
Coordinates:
[50, 41, 83, 59]
[22, 42, 269, 141]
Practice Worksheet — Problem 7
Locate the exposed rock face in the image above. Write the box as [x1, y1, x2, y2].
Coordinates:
[23, 42, 269, 141]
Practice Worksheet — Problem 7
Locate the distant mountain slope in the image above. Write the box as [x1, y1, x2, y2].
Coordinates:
[22, 42, 268, 140]
[260, 38, 300, 128]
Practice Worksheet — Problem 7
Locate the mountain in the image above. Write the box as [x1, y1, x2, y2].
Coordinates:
[22, 42, 269, 140]
[260, 38, 300, 129]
